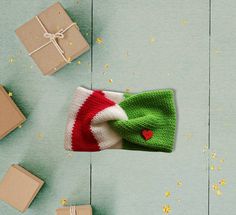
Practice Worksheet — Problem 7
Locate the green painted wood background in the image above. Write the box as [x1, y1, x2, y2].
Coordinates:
[0, 0, 235, 214]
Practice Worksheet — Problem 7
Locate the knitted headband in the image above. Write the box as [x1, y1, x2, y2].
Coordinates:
[65, 87, 176, 152]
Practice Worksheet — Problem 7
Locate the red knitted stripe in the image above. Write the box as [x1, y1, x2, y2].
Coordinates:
[71, 90, 116, 151]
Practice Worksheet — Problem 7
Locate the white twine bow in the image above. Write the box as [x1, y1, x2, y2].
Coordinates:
[70, 206, 77, 215]
[28, 16, 77, 64]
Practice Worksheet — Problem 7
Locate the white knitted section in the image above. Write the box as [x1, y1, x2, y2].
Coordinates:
[91, 104, 128, 150]
[103, 91, 124, 103]
[65, 87, 93, 150]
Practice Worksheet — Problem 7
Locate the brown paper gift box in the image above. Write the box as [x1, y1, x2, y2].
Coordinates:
[15, 2, 90, 75]
[56, 205, 92, 215]
[0, 85, 26, 140]
[0, 164, 44, 212]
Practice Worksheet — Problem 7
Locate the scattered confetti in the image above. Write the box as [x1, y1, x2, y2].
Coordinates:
[77, 60, 81, 65]
[18, 125, 22, 128]
[104, 64, 109, 70]
[8, 92, 13, 97]
[165, 191, 171, 198]
[67, 57, 72, 62]
[177, 181, 183, 187]
[36, 132, 44, 140]
[181, 19, 189, 26]
[217, 166, 222, 171]
[108, 79, 113, 83]
[212, 184, 219, 191]
[184, 132, 193, 140]
[149, 36, 156, 43]
[219, 179, 226, 186]
[162, 205, 171, 214]
[216, 190, 222, 196]
[60, 198, 68, 206]
[96, 37, 103, 44]
[220, 159, 224, 163]
[211, 152, 217, 159]
[210, 165, 215, 171]
[9, 57, 15, 63]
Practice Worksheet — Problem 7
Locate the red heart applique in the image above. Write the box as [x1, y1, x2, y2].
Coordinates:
[141, 129, 153, 140]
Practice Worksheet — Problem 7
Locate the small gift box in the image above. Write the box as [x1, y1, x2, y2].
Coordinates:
[56, 205, 92, 215]
[16, 2, 89, 75]
[0, 164, 44, 212]
[0, 85, 26, 140]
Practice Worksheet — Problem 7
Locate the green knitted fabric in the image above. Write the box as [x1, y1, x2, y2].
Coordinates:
[109, 89, 176, 152]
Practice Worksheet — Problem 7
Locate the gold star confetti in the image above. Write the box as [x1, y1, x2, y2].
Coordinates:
[217, 166, 222, 171]
[67, 57, 72, 62]
[96, 37, 103, 44]
[162, 205, 171, 214]
[9, 56, 15, 63]
[177, 181, 183, 187]
[181, 19, 189, 26]
[165, 191, 171, 197]
[36, 132, 44, 140]
[210, 165, 215, 171]
[149, 36, 156, 43]
[212, 184, 219, 191]
[219, 179, 226, 186]
[220, 159, 224, 163]
[77, 60, 81, 65]
[8, 92, 13, 97]
[184, 132, 193, 140]
[211, 152, 217, 159]
[18, 125, 22, 128]
[104, 64, 109, 70]
[216, 190, 222, 196]
[60, 198, 68, 206]
[108, 79, 113, 83]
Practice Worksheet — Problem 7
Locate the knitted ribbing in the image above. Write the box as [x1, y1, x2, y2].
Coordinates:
[109, 89, 176, 152]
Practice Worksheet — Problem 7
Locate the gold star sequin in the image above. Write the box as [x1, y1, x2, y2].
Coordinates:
[181, 19, 189, 26]
[104, 64, 109, 70]
[220, 159, 224, 163]
[165, 191, 171, 197]
[184, 132, 193, 140]
[18, 125, 22, 128]
[96, 37, 103, 44]
[216, 190, 222, 196]
[212, 184, 219, 191]
[149, 36, 156, 43]
[219, 179, 226, 186]
[8, 92, 13, 97]
[108, 79, 113, 83]
[9, 57, 15, 63]
[211, 152, 217, 159]
[177, 181, 183, 187]
[217, 166, 222, 171]
[210, 165, 215, 171]
[36, 132, 44, 140]
[60, 198, 68, 206]
[77, 61, 81, 65]
[162, 205, 171, 214]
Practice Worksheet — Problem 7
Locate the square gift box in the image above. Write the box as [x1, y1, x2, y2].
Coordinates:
[0, 85, 26, 140]
[0, 164, 44, 212]
[16, 2, 90, 75]
[56, 205, 92, 215]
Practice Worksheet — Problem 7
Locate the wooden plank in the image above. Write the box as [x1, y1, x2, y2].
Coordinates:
[91, 0, 209, 214]
[210, 1, 236, 214]
[0, 0, 92, 214]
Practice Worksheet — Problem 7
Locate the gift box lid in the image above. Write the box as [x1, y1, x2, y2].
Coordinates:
[0, 85, 26, 140]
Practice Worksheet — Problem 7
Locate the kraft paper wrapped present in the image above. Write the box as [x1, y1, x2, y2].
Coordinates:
[0, 164, 44, 212]
[15, 2, 90, 75]
[0, 85, 26, 140]
[56, 205, 92, 215]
